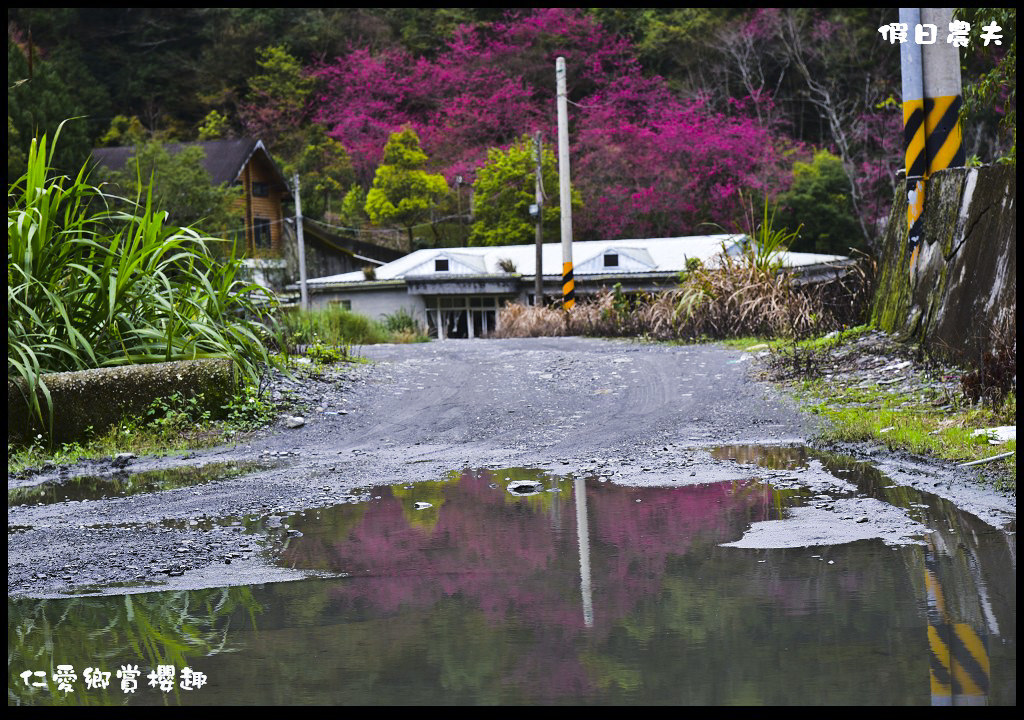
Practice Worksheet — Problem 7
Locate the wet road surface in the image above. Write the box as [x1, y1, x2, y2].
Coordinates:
[7, 338, 1016, 704]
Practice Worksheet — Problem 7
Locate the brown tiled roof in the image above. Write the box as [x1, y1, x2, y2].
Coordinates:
[91, 138, 290, 193]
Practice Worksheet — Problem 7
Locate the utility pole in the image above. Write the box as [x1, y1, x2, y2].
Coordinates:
[533, 131, 544, 307]
[556, 57, 574, 310]
[899, 8, 926, 270]
[900, 7, 965, 277]
[920, 8, 965, 176]
[293, 172, 309, 310]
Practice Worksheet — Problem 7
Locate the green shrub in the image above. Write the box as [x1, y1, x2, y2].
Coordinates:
[382, 307, 419, 334]
[306, 337, 349, 366]
[277, 305, 393, 346]
[7, 126, 279, 441]
[278, 305, 430, 346]
[775, 149, 863, 255]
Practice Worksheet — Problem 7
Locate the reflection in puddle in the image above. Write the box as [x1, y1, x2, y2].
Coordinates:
[8, 461, 274, 506]
[8, 451, 1016, 706]
[710, 443, 810, 469]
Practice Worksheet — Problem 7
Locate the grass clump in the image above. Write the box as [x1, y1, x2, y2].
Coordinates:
[276, 305, 427, 348]
[803, 382, 1015, 489]
[494, 246, 871, 342]
[774, 324, 1016, 493]
[8, 380, 281, 475]
[8, 127, 279, 442]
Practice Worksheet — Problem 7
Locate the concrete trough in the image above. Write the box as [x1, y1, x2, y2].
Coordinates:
[8, 358, 237, 445]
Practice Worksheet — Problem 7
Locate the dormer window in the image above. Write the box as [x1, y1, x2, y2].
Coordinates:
[603, 253, 619, 267]
[435, 258, 449, 272]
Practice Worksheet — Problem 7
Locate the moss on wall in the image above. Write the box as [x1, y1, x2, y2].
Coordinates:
[8, 358, 237, 445]
[871, 165, 1016, 365]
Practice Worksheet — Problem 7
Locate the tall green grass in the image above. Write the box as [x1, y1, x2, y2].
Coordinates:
[8, 127, 279, 439]
[276, 305, 427, 347]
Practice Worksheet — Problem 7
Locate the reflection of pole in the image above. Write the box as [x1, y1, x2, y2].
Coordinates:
[574, 477, 593, 628]
[556, 57, 574, 310]
[924, 539, 989, 705]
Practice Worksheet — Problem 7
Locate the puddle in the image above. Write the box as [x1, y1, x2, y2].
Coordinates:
[8, 452, 1015, 705]
[7, 461, 274, 506]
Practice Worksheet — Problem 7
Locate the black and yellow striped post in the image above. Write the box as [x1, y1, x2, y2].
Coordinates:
[900, 8, 966, 277]
[899, 8, 927, 269]
[562, 261, 575, 310]
[925, 542, 990, 705]
[921, 8, 966, 178]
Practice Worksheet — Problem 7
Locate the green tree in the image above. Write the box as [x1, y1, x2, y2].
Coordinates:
[341, 184, 369, 227]
[469, 135, 581, 247]
[956, 8, 1016, 165]
[98, 115, 149, 147]
[364, 127, 450, 249]
[7, 27, 105, 181]
[239, 45, 353, 220]
[775, 149, 863, 255]
[198, 109, 231, 141]
[294, 125, 355, 220]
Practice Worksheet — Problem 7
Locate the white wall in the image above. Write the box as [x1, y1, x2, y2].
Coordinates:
[310, 288, 428, 330]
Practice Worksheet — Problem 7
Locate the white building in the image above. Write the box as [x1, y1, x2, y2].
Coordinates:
[297, 235, 853, 339]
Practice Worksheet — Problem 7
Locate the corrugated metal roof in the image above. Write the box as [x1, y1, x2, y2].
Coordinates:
[306, 235, 854, 288]
[308, 234, 847, 286]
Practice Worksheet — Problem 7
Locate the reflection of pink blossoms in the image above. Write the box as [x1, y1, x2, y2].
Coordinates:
[280, 470, 771, 702]
[280, 473, 770, 630]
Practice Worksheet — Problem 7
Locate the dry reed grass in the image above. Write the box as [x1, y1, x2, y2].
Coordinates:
[495, 252, 873, 342]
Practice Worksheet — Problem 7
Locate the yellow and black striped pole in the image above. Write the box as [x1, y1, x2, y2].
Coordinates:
[556, 56, 575, 310]
[921, 8, 966, 179]
[562, 261, 575, 309]
[899, 8, 927, 271]
[900, 8, 966, 278]
[925, 541, 990, 705]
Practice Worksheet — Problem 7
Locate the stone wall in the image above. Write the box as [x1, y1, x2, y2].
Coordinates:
[871, 164, 1016, 366]
[8, 358, 236, 445]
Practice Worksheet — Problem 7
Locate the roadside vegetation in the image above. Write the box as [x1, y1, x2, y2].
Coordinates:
[276, 304, 428, 348]
[8, 129, 279, 440]
[754, 325, 1017, 493]
[495, 202, 872, 342]
[8, 384, 279, 474]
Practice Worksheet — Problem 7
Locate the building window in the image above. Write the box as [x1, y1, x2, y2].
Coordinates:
[435, 258, 449, 272]
[252, 181, 269, 197]
[604, 253, 619, 267]
[329, 299, 352, 311]
[253, 218, 272, 248]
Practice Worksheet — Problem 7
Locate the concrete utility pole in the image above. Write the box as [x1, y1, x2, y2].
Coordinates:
[899, 8, 927, 264]
[899, 7, 966, 275]
[293, 172, 309, 310]
[556, 57, 575, 310]
[920, 8, 965, 176]
[533, 131, 544, 307]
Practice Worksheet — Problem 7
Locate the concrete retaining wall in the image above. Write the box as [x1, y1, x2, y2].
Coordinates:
[8, 358, 237, 445]
[871, 164, 1016, 365]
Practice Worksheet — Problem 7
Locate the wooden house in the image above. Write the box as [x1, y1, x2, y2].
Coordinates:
[91, 138, 291, 257]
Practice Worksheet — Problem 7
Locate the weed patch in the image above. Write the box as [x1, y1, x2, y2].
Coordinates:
[495, 246, 872, 342]
[765, 327, 1016, 493]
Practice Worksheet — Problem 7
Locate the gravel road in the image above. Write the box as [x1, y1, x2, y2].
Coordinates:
[7, 336, 1011, 598]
